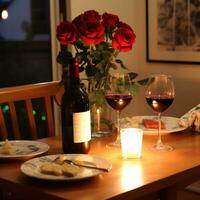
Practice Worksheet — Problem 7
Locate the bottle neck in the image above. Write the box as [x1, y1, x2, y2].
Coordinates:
[64, 59, 80, 89]
[70, 59, 79, 80]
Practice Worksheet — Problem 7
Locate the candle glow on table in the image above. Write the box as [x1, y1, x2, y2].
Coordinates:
[120, 128, 143, 159]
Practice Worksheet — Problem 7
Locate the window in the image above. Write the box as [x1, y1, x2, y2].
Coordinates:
[0, 0, 64, 139]
[0, 0, 52, 87]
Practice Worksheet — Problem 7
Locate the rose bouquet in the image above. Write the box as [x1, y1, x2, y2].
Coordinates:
[56, 10, 147, 107]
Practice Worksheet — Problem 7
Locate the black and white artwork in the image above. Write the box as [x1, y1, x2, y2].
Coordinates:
[147, 0, 200, 63]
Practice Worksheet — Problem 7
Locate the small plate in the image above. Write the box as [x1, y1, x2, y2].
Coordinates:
[21, 154, 112, 181]
[0, 140, 49, 159]
[120, 116, 186, 135]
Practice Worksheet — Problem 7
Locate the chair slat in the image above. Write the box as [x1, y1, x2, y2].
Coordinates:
[44, 96, 55, 137]
[0, 81, 60, 140]
[0, 81, 61, 103]
[0, 107, 8, 140]
[8, 102, 20, 140]
[25, 99, 37, 140]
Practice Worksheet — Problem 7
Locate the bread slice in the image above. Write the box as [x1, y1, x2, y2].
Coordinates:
[40, 161, 82, 177]
[61, 163, 82, 177]
[40, 163, 63, 176]
[0, 139, 17, 155]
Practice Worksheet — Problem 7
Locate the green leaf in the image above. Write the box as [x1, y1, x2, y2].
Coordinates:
[56, 51, 72, 65]
[115, 59, 122, 64]
[120, 63, 128, 70]
[137, 78, 149, 85]
[109, 63, 118, 70]
[95, 62, 104, 69]
[85, 64, 98, 77]
[76, 40, 89, 50]
[128, 72, 138, 80]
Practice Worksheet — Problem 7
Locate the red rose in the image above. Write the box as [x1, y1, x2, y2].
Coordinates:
[72, 14, 84, 28]
[117, 21, 133, 32]
[73, 10, 101, 28]
[56, 21, 77, 45]
[112, 27, 136, 52]
[83, 10, 101, 21]
[102, 12, 119, 30]
[79, 18, 105, 45]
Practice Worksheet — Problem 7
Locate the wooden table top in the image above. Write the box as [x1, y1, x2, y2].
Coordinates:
[1, 130, 200, 200]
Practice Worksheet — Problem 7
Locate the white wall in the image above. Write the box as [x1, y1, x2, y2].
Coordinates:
[69, 0, 200, 118]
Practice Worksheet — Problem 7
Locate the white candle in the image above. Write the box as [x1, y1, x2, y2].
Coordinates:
[96, 108, 100, 131]
[120, 128, 143, 159]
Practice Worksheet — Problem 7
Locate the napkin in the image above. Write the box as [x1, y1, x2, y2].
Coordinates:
[179, 104, 200, 132]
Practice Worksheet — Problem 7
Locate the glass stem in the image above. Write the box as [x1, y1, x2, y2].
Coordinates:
[157, 112, 162, 146]
[116, 110, 120, 143]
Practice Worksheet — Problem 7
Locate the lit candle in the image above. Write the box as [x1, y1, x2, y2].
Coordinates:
[120, 128, 143, 159]
[97, 108, 100, 132]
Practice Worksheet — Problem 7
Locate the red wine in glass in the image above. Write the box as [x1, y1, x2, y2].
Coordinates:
[145, 74, 175, 151]
[105, 94, 132, 111]
[146, 95, 174, 113]
[105, 73, 132, 148]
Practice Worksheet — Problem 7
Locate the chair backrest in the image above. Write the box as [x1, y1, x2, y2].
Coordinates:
[0, 81, 63, 140]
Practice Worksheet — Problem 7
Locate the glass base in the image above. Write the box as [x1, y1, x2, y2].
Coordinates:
[106, 140, 121, 148]
[92, 131, 111, 139]
[151, 143, 173, 151]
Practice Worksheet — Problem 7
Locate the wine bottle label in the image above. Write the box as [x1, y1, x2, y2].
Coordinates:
[73, 110, 91, 143]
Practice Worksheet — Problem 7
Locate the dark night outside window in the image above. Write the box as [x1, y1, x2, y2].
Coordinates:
[0, 0, 52, 87]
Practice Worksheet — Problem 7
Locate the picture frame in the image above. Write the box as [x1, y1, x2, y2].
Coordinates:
[146, 0, 200, 64]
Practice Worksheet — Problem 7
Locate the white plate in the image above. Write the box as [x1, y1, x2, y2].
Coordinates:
[120, 116, 186, 135]
[21, 154, 112, 181]
[0, 140, 49, 159]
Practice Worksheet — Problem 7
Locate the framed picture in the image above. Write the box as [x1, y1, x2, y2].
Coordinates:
[146, 0, 200, 64]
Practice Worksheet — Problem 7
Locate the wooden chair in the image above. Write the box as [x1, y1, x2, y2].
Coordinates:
[0, 81, 63, 140]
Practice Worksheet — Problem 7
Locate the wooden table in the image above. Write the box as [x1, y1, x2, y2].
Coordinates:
[1, 130, 200, 200]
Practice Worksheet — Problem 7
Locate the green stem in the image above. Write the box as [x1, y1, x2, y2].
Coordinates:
[113, 50, 120, 57]
[74, 44, 79, 53]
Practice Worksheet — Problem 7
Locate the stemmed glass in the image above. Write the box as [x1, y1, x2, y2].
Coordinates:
[105, 73, 133, 147]
[145, 74, 175, 151]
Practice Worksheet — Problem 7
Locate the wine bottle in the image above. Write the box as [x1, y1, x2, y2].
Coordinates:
[61, 58, 91, 153]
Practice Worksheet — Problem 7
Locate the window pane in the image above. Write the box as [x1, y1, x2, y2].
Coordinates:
[0, 0, 53, 140]
[0, 0, 52, 88]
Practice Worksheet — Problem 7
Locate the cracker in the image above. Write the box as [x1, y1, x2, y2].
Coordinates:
[61, 163, 81, 177]
[40, 163, 63, 176]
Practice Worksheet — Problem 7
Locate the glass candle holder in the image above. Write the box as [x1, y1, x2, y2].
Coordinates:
[120, 128, 143, 159]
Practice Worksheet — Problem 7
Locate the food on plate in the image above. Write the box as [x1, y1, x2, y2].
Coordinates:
[54, 155, 91, 167]
[40, 163, 63, 176]
[0, 139, 17, 155]
[54, 154, 66, 165]
[61, 163, 81, 177]
[142, 119, 166, 129]
[40, 161, 82, 177]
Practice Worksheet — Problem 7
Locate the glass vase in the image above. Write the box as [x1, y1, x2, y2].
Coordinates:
[91, 104, 111, 138]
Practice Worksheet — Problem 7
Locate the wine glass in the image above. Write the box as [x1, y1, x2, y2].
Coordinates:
[145, 74, 175, 151]
[105, 73, 133, 147]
